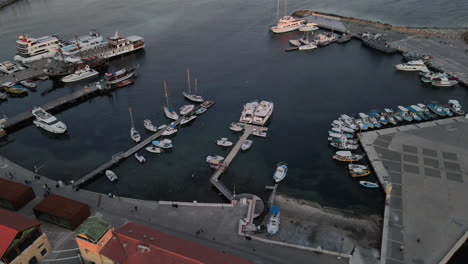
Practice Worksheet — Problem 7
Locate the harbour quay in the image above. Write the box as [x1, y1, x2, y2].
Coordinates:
[359, 116, 468, 264]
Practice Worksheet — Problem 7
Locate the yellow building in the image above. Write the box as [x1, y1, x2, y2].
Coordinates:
[74, 217, 113, 264]
[0, 209, 51, 264]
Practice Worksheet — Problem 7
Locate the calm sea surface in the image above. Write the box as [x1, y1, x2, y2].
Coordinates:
[0, 0, 467, 213]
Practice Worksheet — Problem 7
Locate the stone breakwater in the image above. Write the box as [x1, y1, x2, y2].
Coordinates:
[293, 10, 467, 41]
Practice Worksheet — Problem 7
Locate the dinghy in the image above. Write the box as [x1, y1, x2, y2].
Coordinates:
[105, 170, 118, 182]
[146, 146, 163, 153]
[241, 139, 253, 151]
[273, 162, 288, 182]
[359, 181, 379, 188]
[217, 137, 233, 147]
[267, 206, 280, 235]
[135, 153, 146, 163]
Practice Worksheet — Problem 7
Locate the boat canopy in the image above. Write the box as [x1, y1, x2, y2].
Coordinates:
[336, 151, 352, 157]
[270, 206, 279, 215]
[449, 99, 460, 105]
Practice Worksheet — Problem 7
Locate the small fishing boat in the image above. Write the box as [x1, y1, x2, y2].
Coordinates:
[105, 65, 138, 84]
[329, 131, 354, 139]
[180, 115, 196, 125]
[253, 130, 267, 137]
[20, 80, 36, 89]
[143, 119, 157, 132]
[273, 162, 288, 182]
[358, 113, 374, 129]
[397, 106, 413, 122]
[448, 100, 464, 115]
[354, 119, 368, 130]
[410, 105, 429, 120]
[350, 168, 371, 178]
[339, 114, 357, 130]
[348, 164, 368, 171]
[146, 146, 163, 153]
[129, 108, 141, 143]
[330, 141, 359, 150]
[332, 120, 355, 133]
[163, 81, 179, 120]
[4, 85, 28, 96]
[385, 108, 402, 122]
[417, 103, 437, 119]
[116, 79, 135, 88]
[135, 153, 146, 163]
[443, 106, 454, 117]
[333, 151, 364, 162]
[162, 125, 178, 136]
[420, 71, 447, 83]
[406, 106, 422, 121]
[432, 77, 458, 87]
[427, 104, 447, 117]
[359, 181, 379, 188]
[229, 122, 244, 132]
[267, 206, 280, 235]
[367, 112, 382, 128]
[241, 139, 253, 151]
[195, 107, 207, 115]
[179, 104, 195, 115]
[183, 70, 204, 103]
[105, 170, 118, 182]
[152, 139, 173, 149]
[206, 155, 224, 163]
[217, 137, 233, 147]
[328, 137, 358, 145]
[299, 22, 319, 31]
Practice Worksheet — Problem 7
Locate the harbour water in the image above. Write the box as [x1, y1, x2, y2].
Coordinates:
[1, 0, 467, 213]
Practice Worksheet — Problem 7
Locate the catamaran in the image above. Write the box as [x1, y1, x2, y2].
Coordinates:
[163, 81, 179, 120]
[183, 69, 204, 103]
[129, 107, 141, 143]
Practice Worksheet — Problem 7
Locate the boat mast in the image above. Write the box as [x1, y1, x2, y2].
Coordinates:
[163, 80, 170, 108]
[129, 107, 135, 128]
[187, 68, 191, 94]
[284, 0, 287, 17]
[276, 0, 280, 19]
[194, 78, 198, 95]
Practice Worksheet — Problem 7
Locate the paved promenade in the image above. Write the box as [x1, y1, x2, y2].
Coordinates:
[359, 116, 468, 264]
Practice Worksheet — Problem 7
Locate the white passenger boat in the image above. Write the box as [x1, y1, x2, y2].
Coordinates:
[432, 77, 458, 87]
[128, 108, 141, 143]
[217, 137, 233, 147]
[146, 146, 163, 153]
[32, 107, 67, 134]
[271, 16, 305, 33]
[395, 60, 428, 71]
[252, 101, 274, 126]
[163, 81, 179, 120]
[267, 206, 280, 235]
[273, 162, 288, 182]
[240, 101, 258, 123]
[241, 139, 253, 151]
[162, 125, 178, 136]
[14, 35, 61, 63]
[229, 122, 244, 132]
[105, 65, 138, 84]
[299, 22, 319, 32]
[105, 170, 118, 182]
[60, 31, 105, 56]
[179, 104, 195, 115]
[448, 99, 464, 115]
[135, 153, 145, 163]
[61, 65, 99, 83]
[181, 115, 196, 125]
[143, 119, 157, 132]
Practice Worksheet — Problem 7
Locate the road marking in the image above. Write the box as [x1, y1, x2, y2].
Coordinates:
[52, 248, 78, 253]
[42, 256, 79, 262]
[52, 232, 73, 250]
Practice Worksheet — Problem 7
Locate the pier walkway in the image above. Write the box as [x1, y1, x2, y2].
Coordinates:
[210, 125, 267, 201]
[359, 116, 468, 264]
[0, 59, 68, 84]
[1, 82, 108, 131]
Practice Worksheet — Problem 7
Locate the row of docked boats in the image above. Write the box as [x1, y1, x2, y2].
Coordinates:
[289, 30, 339, 51]
[0, 80, 37, 98]
[332, 151, 378, 188]
[239, 101, 274, 126]
[395, 60, 458, 87]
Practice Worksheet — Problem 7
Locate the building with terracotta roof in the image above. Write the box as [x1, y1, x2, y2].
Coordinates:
[75, 217, 114, 264]
[76, 222, 252, 264]
[33, 194, 90, 230]
[0, 178, 35, 211]
[0, 208, 51, 264]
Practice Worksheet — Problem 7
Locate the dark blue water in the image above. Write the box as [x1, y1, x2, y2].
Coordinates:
[1, 0, 467, 213]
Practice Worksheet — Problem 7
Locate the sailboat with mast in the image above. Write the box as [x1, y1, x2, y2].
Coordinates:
[298, 31, 317, 50]
[183, 68, 204, 103]
[129, 107, 141, 143]
[163, 81, 179, 120]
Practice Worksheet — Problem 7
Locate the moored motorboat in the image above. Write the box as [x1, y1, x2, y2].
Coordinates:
[32, 107, 67, 134]
[410, 105, 429, 120]
[20, 80, 36, 89]
[406, 106, 422, 121]
[298, 43, 317, 51]
[299, 22, 319, 31]
[181, 115, 196, 125]
[206, 155, 224, 168]
[152, 139, 173, 149]
[267, 206, 280, 235]
[241, 139, 253, 151]
[253, 129, 267, 137]
[195, 107, 207, 115]
[273, 162, 288, 182]
[395, 60, 428, 71]
[217, 137, 233, 147]
[359, 181, 379, 188]
[252, 101, 274, 126]
[271, 16, 305, 33]
[143, 119, 157, 132]
[448, 100, 464, 115]
[105, 170, 118, 182]
[61, 65, 99, 83]
[330, 141, 358, 150]
[350, 168, 371, 178]
[116, 79, 135, 88]
[348, 164, 368, 171]
[229, 122, 244, 132]
[427, 104, 447, 117]
[4, 85, 28, 96]
[146, 146, 163, 153]
[397, 106, 413, 122]
[179, 104, 195, 115]
[420, 71, 447, 83]
[162, 125, 178, 136]
[240, 101, 258, 123]
[332, 151, 363, 162]
[106, 65, 138, 84]
[431, 77, 458, 87]
[135, 153, 146, 163]
[417, 103, 436, 119]
[358, 113, 374, 129]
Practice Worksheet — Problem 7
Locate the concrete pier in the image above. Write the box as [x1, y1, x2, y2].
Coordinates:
[359, 116, 468, 264]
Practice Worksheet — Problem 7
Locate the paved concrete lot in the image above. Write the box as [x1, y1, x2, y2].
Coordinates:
[360, 117, 468, 264]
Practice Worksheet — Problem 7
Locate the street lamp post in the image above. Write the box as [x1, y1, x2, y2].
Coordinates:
[338, 237, 344, 259]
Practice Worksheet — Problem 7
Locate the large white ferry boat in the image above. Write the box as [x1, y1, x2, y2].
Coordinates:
[239, 101, 259, 124]
[60, 31, 105, 56]
[32, 107, 67, 134]
[271, 16, 305, 33]
[14, 35, 61, 63]
[252, 101, 274, 125]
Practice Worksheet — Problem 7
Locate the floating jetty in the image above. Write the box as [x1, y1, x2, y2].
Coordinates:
[1, 82, 113, 132]
[74, 102, 215, 187]
[209, 124, 268, 201]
